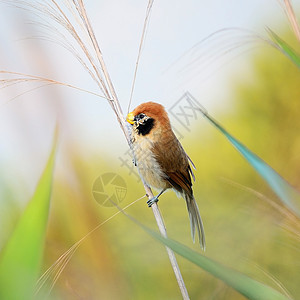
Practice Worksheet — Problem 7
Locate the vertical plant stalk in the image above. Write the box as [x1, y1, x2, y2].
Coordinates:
[76, 1, 190, 298]
[143, 184, 190, 299]
[151, 201, 190, 300]
[77, 0, 128, 139]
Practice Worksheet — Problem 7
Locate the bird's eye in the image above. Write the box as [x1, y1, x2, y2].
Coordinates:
[139, 113, 145, 118]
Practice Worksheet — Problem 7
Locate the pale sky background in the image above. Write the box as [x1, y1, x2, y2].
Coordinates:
[0, 0, 299, 197]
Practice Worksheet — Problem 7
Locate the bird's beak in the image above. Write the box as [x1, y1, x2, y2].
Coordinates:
[126, 112, 135, 125]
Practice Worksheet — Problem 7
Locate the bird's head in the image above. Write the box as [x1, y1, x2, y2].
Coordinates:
[126, 102, 171, 136]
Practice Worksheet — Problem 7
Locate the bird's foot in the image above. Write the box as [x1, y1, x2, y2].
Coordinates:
[147, 196, 159, 207]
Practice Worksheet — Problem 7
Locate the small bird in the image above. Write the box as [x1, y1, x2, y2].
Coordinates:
[126, 102, 205, 249]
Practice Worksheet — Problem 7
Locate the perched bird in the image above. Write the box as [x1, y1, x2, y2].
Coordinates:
[126, 102, 205, 249]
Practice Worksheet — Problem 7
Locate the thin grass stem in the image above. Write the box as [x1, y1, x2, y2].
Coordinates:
[127, 0, 154, 114]
[35, 196, 145, 296]
[283, 0, 300, 42]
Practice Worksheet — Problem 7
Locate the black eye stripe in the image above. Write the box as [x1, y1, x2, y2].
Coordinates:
[136, 118, 154, 136]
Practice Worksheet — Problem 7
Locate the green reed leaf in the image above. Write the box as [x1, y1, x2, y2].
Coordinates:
[0, 130, 57, 300]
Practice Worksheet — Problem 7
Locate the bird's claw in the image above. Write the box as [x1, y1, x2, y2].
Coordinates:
[147, 196, 159, 207]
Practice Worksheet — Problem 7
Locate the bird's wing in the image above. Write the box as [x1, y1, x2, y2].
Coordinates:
[166, 170, 192, 195]
[152, 134, 193, 195]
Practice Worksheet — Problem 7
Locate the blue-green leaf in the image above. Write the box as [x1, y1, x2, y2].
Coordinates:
[136, 221, 289, 300]
[0, 130, 57, 300]
[203, 113, 300, 217]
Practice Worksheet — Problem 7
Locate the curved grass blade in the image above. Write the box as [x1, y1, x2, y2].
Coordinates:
[267, 28, 300, 68]
[182, 92, 300, 216]
[143, 227, 290, 300]
[118, 204, 290, 300]
[0, 130, 57, 300]
[202, 113, 300, 217]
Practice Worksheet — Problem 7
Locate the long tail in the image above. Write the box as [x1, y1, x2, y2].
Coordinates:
[183, 193, 206, 250]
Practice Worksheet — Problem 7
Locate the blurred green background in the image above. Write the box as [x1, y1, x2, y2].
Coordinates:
[0, 1, 300, 299]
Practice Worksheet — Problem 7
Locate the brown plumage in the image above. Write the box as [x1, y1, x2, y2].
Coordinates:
[126, 102, 205, 249]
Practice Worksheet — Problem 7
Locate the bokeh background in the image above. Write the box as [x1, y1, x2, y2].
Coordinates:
[0, 0, 300, 299]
